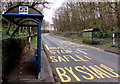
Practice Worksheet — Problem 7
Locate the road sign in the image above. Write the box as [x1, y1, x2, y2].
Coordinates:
[113, 33, 115, 38]
[19, 6, 28, 14]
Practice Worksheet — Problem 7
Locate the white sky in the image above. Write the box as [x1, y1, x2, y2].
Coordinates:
[43, 0, 65, 24]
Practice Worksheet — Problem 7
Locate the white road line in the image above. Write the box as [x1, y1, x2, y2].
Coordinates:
[76, 49, 88, 55]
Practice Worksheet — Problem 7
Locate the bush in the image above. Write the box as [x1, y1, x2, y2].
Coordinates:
[41, 30, 49, 33]
[94, 31, 112, 38]
[2, 37, 29, 79]
[115, 32, 120, 38]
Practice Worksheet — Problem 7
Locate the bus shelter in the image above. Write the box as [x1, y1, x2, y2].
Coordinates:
[2, 5, 44, 75]
[82, 28, 100, 44]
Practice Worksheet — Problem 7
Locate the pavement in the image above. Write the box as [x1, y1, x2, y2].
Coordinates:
[42, 33, 120, 83]
[2, 44, 55, 84]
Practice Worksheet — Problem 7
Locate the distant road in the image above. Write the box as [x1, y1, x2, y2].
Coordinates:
[42, 33, 120, 82]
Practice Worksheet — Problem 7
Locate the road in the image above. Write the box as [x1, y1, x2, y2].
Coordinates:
[42, 33, 120, 82]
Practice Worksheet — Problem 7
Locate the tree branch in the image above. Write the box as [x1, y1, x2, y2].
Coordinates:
[108, 2, 118, 11]
[31, 1, 51, 9]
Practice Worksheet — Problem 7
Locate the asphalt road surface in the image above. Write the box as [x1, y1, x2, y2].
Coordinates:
[42, 33, 120, 83]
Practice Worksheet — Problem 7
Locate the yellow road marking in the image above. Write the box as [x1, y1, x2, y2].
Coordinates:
[75, 66, 94, 80]
[84, 55, 92, 60]
[56, 67, 72, 82]
[55, 64, 120, 82]
[49, 55, 92, 62]
[64, 67, 81, 81]
[45, 44, 50, 50]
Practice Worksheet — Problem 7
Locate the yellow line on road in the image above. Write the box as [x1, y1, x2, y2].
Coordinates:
[45, 44, 50, 50]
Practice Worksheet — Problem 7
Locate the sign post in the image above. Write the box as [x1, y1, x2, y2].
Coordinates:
[113, 27, 115, 45]
[113, 33, 115, 45]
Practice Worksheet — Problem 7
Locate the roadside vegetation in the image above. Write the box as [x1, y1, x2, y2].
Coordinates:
[31, 30, 49, 45]
[31, 36, 37, 45]
[51, 31, 120, 49]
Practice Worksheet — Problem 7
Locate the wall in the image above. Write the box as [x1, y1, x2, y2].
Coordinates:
[2, 35, 36, 78]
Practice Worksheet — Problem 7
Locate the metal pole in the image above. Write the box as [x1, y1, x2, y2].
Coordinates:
[113, 33, 115, 45]
[113, 27, 115, 45]
[28, 27, 31, 50]
[37, 19, 42, 73]
[92, 32, 94, 44]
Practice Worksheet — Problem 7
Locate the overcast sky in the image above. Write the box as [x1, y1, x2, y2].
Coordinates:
[43, 0, 65, 24]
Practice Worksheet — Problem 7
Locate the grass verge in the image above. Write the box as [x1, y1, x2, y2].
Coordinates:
[54, 35, 82, 43]
[52, 34, 120, 49]
[31, 36, 37, 45]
